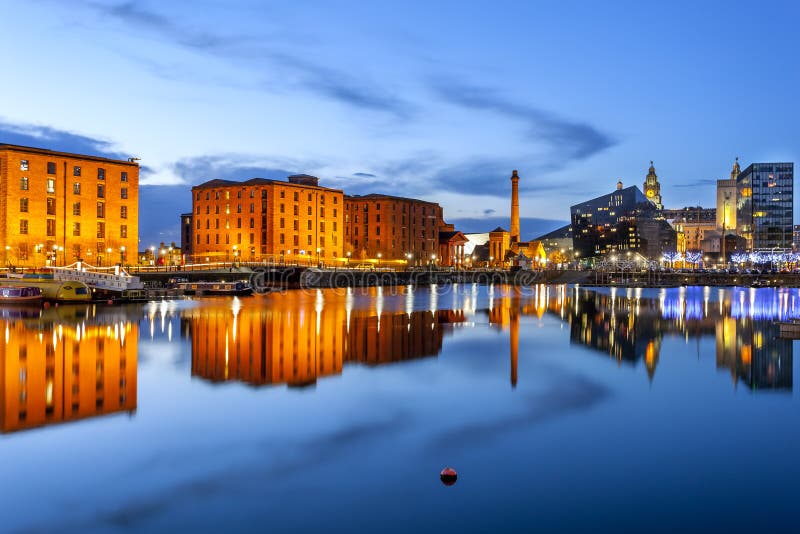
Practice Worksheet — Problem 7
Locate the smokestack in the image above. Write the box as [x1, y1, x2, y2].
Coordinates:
[510, 170, 520, 243]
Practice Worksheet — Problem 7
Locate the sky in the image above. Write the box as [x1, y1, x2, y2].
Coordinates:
[1, 0, 798, 247]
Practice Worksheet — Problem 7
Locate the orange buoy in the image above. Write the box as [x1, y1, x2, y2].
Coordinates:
[440, 467, 457, 486]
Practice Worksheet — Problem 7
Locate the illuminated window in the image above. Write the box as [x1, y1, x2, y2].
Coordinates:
[20, 220, 28, 234]
[73, 222, 81, 236]
[97, 184, 105, 198]
[97, 222, 105, 238]
[73, 166, 81, 177]
[20, 177, 28, 190]
[20, 159, 29, 171]
[46, 198, 56, 215]
[46, 178, 55, 194]
[97, 202, 105, 218]
[46, 219, 55, 236]
[19, 198, 28, 213]
[73, 182, 81, 194]
[120, 225, 127, 238]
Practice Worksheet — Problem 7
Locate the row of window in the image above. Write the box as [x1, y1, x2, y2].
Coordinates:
[197, 189, 338, 203]
[19, 159, 128, 181]
[19, 199, 127, 219]
[195, 233, 337, 247]
[19, 220, 127, 238]
[19, 177, 128, 199]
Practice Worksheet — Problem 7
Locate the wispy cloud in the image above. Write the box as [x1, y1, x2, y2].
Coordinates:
[0, 118, 132, 160]
[79, 0, 412, 117]
[672, 178, 718, 188]
[429, 77, 616, 162]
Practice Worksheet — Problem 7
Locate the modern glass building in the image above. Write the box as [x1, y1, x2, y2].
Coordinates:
[570, 184, 677, 259]
[736, 163, 794, 250]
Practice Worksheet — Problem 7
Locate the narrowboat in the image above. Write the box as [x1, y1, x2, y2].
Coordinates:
[0, 286, 43, 305]
[176, 281, 253, 296]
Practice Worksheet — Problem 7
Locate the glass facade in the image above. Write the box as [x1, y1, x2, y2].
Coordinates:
[570, 186, 677, 259]
[736, 163, 794, 250]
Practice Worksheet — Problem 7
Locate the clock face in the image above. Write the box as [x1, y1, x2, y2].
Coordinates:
[646, 190, 654, 198]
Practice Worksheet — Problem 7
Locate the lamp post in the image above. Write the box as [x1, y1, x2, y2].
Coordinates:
[4, 245, 10, 268]
[377, 252, 382, 269]
[150, 246, 156, 266]
[430, 253, 437, 270]
[120, 246, 126, 265]
[316, 247, 321, 268]
[346, 250, 351, 268]
[52, 244, 58, 267]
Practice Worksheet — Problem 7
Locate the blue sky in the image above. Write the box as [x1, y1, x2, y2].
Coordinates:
[1, 0, 798, 246]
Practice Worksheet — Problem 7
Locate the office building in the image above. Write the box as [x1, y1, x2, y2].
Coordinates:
[570, 182, 677, 259]
[736, 162, 794, 250]
[0, 144, 139, 267]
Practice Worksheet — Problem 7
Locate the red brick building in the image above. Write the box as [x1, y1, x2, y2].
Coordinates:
[190, 175, 344, 264]
[0, 144, 139, 267]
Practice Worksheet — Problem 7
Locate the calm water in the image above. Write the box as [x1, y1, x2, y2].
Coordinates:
[1, 285, 799, 532]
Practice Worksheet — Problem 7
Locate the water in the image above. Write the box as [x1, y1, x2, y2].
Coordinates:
[1, 285, 798, 532]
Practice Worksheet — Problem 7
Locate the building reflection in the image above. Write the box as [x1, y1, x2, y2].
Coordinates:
[183, 291, 461, 388]
[0, 306, 138, 434]
[517, 285, 793, 391]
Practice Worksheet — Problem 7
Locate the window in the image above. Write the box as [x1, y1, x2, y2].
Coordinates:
[333, 209, 337, 218]
[46, 219, 56, 236]
[280, 204, 285, 214]
[279, 234, 285, 245]
[121, 188, 128, 199]
[320, 222, 325, 232]
[121, 171, 128, 182]
[294, 205, 299, 216]
[98, 168, 105, 180]
[20, 159, 29, 171]
[261, 190, 267, 199]
[120, 225, 127, 238]
[333, 222, 337, 231]
[73, 222, 81, 236]
[46, 178, 55, 194]
[307, 193, 312, 201]
[280, 190, 285, 199]
[307, 206, 312, 216]
[120, 205, 127, 219]
[320, 236, 325, 247]
[250, 218, 255, 229]
[307, 220, 312, 231]
[20, 177, 28, 190]
[215, 191, 220, 200]
[74, 202, 83, 216]
[320, 195, 325, 205]
[73, 182, 81, 194]
[47, 198, 56, 215]
[237, 204, 242, 213]
[320, 207, 325, 218]
[250, 204, 255, 213]
[237, 217, 242, 229]
[293, 220, 299, 230]
[72, 244, 81, 259]
[307, 235, 312, 245]
[20, 198, 28, 213]
[20, 220, 28, 234]
[293, 192, 299, 201]
[97, 202, 105, 218]
[47, 162, 56, 174]
[215, 205, 219, 214]
[73, 166, 81, 177]
[97, 184, 105, 198]
[97, 222, 105, 238]
[280, 218, 285, 229]
[225, 191, 230, 200]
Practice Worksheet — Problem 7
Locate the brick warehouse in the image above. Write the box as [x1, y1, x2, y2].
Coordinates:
[0, 144, 139, 268]
[190, 175, 344, 264]
[344, 194, 445, 264]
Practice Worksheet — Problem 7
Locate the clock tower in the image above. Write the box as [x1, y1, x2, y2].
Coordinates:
[643, 161, 663, 210]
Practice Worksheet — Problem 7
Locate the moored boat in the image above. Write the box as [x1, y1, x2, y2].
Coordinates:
[0, 286, 43, 305]
[1, 277, 92, 302]
[176, 281, 252, 296]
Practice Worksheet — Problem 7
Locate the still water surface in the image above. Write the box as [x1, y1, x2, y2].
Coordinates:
[1, 285, 798, 532]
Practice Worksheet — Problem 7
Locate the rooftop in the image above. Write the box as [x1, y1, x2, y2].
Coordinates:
[0, 143, 140, 166]
[192, 176, 343, 193]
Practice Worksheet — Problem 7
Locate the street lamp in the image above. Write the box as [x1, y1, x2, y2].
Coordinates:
[377, 252, 382, 269]
[316, 247, 321, 268]
[150, 246, 156, 266]
[120, 246, 126, 264]
[346, 250, 351, 268]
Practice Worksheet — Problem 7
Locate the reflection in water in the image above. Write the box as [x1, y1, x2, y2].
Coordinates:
[537, 285, 793, 391]
[1, 306, 138, 434]
[182, 291, 465, 388]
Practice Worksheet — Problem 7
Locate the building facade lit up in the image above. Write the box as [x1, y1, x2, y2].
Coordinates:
[736, 162, 794, 250]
